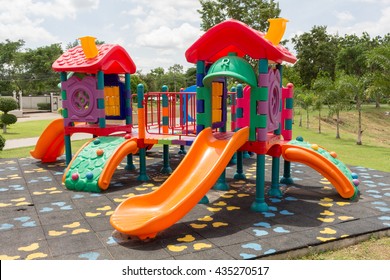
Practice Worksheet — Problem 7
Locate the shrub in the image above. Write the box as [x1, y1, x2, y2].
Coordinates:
[0, 135, 5, 150]
[1, 113, 17, 133]
[37, 103, 51, 110]
[0, 98, 18, 114]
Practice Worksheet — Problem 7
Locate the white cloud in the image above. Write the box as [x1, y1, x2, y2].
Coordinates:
[136, 23, 201, 49]
[0, 0, 100, 43]
[335, 11, 355, 22]
[329, 6, 390, 36]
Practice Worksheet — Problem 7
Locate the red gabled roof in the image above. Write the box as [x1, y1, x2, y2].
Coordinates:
[185, 19, 297, 64]
[52, 44, 136, 74]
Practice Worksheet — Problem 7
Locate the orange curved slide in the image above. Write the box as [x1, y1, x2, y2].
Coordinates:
[30, 118, 65, 163]
[98, 138, 138, 190]
[281, 143, 356, 199]
[110, 127, 249, 239]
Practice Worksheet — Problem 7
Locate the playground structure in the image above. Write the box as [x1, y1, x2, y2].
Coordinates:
[31, 19, 360, 240]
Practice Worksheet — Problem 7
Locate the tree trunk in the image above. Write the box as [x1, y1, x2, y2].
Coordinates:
[356, 100, 363, 145]
[375, 94, 381, 108]
[299, 114, 302, 127]
[306, 110, 309, 129]
[336, 110, 340, 139]
[318, 109, 322, 134]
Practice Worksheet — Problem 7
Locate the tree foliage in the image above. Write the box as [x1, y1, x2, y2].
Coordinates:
[198, 0, 281, 32]
[292, 26, 339, 89]
[0, 40, 62, 96]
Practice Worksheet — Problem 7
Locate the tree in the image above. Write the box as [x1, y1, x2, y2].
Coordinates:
[198, 0, 281, 32]
[366, 43, 390, 107]
[0, 98, 18, 133]
[326, 73, 354, 139]
[312, 74, 334, 134]
[166, 64, 186, 92]
[0, 39, 25, 95]
[292, 26, 339, 89]
[294, 88, 314, 128]
[22, 44, 63, 95]
[337, 74, 366, 145]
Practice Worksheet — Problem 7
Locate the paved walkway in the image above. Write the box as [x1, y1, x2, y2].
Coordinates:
[0, 147, 389, 260]
[2, 112, 91, 150]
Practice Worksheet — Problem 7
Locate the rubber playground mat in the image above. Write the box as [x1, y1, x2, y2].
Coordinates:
[0, 146, 389, 260]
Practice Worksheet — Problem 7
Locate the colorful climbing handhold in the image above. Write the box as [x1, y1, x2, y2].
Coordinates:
[351, 173, 359, 179]
[71, 173, 79, 181]
[96, 149, 104, 156]
[86, 172, 93, 180]
[353, 179, 360, 186]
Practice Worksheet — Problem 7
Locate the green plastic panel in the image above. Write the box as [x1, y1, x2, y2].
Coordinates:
[64, 136, 126, 192]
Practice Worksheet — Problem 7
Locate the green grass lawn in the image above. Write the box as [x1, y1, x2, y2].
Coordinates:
[292, 125, 390, 172]
[0, 119, 53, 140]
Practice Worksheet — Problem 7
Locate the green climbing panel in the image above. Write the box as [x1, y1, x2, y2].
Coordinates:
[64, 136, 126, 192]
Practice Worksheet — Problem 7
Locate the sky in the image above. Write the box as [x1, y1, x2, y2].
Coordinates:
[0, 0, 389, 73]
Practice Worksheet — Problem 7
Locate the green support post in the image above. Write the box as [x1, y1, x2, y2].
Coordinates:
[269, 157, 283, 197]
[161, 144, 172, 174]
[234, 151, 246, 180]
[280, 160, 294, 185]
[64, 135, 72, 166]
[178, 145, 186, 155]
[97, 71, 106, 128]
[60, 72, 72, 165]
[137, 148, 150, 181]
[251, 154, 269, 212]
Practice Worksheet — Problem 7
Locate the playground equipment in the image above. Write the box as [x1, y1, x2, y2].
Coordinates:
[31, 19, 360, 240]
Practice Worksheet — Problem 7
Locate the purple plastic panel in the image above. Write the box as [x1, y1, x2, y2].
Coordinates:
[258, 73, 269, 87]
[62, 76, 104, 126]
[256, 127, 267, 141]
[267, 69, 281, 132]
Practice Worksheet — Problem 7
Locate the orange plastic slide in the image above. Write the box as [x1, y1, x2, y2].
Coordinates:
[110, 127, 249, 239]
[281, 143, 357, 199]
[98, 138, 138, 190]
[30, 118, 65, 163]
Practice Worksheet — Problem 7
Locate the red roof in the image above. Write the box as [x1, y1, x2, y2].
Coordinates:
[52, 44, 136, 74]
[185, 19, 297, 64]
